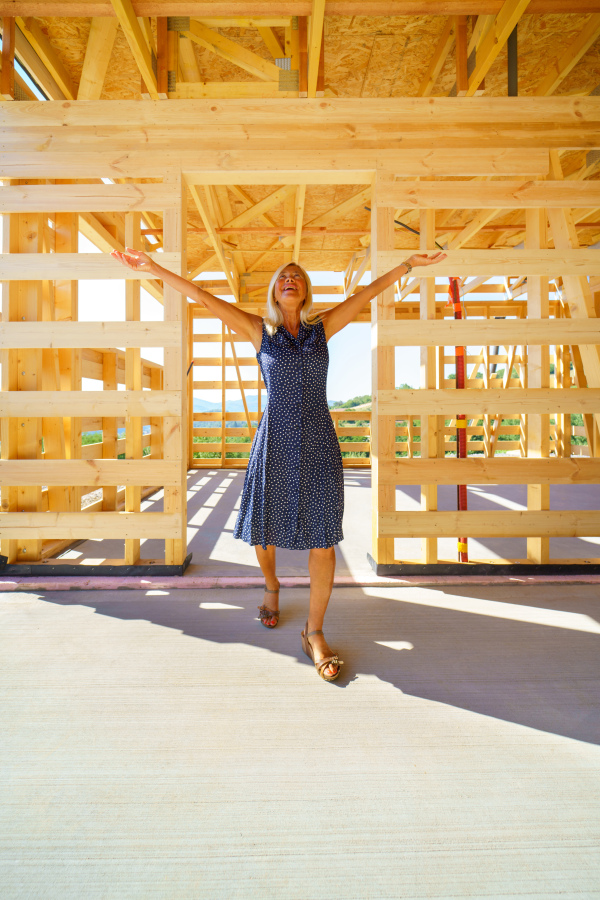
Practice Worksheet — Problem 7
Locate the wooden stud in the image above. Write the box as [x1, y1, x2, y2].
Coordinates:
[102, 351, 118, 513]
[371, 174, 396, 566]
[1, 16, 15, 100]
[419, 208, 438, 564]
[455, 15, 468, 96]
[124, 212, 142, 565]
[298, 16, 308, 97]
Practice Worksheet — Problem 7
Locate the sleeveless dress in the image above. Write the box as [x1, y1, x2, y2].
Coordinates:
[233, 319, 344, 550]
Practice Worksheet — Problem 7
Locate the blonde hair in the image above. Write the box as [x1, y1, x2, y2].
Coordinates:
[264, 262, 321, 336]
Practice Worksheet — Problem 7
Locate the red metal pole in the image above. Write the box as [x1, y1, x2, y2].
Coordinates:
[448, 277, 469, 563]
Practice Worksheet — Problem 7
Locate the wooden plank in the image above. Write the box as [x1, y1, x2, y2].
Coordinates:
[1, 2, 597, 15]
[162, 169, 187, 564]
[257, 25, 284, 59]
[0, 511, 180, 539]
[185, 20, 281, 81]
[1, 16, 15, 100]
[381, 180, 600, 209]
[307, 0, 325, 98]
[375, 319, 600, 347]
[466, 0, 533, 96]
[15, 16, 77, 99]
[124, 211, 142, 565]
[293, 184, 306, 263]
[526, 206, 550, 563]
[77, 17, 119, 99]
[371, 174, 396, 566]
[173, 82, 298, 98]
[455, 15, 468, 95]
[0, 252, 180, 280]
[0, 391, 181, 417]
[375, 250, 600, 276]
[109, 0, 159, 98]
[378, 388, 600, 416]
[4, 97, 598, 129]
[378, 456, 600, 486]
[379, 510, 600, 538]
[0, 460, 180, 486]
[0, 183, 179, 213]
[419, 207, 439, 564]
[298, 15, 308, 96]
[0, 148, 550, 180]
[0, 321, 182, 349]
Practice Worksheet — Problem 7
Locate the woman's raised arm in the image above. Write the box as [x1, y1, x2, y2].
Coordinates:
[321, 252, 446, 341]
[111, 248, 264, 352]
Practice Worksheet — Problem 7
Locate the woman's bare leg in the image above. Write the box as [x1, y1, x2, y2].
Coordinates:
[254, 544, 279, 626]
[307, 546, 338, 677]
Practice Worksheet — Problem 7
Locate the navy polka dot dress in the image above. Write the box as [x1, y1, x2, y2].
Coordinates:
[233, 319, 344, 550]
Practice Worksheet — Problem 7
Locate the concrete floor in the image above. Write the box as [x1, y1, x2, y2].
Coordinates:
[2, 582, 600, 898]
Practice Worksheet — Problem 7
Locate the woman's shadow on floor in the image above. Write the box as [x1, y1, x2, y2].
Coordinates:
[43, 582, 600, 746]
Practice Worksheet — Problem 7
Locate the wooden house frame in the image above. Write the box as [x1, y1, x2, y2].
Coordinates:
[1, 3, 600, 573]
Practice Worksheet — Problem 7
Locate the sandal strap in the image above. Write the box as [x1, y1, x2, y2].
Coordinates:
[258, 604, 279, 620]
[306, 628, 323, 637]
[316, 655, 343, 676]
[264, 585, 280, 594]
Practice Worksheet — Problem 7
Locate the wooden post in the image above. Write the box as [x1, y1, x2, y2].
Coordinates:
[157, 17, 168, 98]
[526, 206, 550, 563]
[124, 211, 142, 565]
[1, 17, 15, 100]
[220, 322, 226, 468]
[298, 17, 308, 97]
[371, 174, 396, 565]
[102, 351, 117, 512]
[162, 170, 188, 566]
[419, 208, 438, 564]
[455, 15, 468, 96]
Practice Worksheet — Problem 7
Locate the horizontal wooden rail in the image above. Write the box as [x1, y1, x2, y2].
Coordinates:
[378, 388, 600, 416]
[0, 322, 181, 349]
[192, 380, 265, 390]
[0, 253, 180, 280]
[0, 391, 181, 417]
[376, 250, 600, 277]
[380, 180, 600, 209]
[0, 460, 181, 487]
[0, 183, 179, 213]
[376, 319, 600, 347]
[379, 458, 600, 486]
[0, 512, 181, 540]
[380, 510, 600, 538]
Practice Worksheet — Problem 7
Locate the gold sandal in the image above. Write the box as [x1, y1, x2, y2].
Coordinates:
[301, 622, 343, 682]
[257, 585, 280, 628]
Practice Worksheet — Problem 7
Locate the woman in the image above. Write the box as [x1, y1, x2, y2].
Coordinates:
[112, 247, 445, 681]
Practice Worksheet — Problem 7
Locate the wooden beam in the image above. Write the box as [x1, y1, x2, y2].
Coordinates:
[381, 180, 600, 209]
[0, 390, 181, 417]
[0, 252, 180, 280]
[15, 15, 77, 99]
[298, 15, 308, 96]
[379, 510, 600, 538]
[416, 16, 454, 97]
[185, 20, 280, 81]
[178, 34, 201, 81]
[376, 249, 600, 276]
[257, 25, 284, 60]
[77, 17, 119, 99]
[376, 318, 600, 346]
[307, 0, 325, 98]
[1, 16, 15, 100]
[109, 0, 159, 98]
[0, 321, 182, 349]
[0, 183, 178, 214]
[377, 388, 600, 417]
[0, 511, 180, 540]
[466, 0, 532, 96]
[379, 457, 600, 485]
[0, 459, 181, 486]
[455, 14, 468, 95]
[535, 13, 600, 96]
[188, 182, 238, 299]
[0, 3, 596, 14]
[293, 184, 306, 263]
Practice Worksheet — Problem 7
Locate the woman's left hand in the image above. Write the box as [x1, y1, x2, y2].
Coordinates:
[406, 252, 447, 268]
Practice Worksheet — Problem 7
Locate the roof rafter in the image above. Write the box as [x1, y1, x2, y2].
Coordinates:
[77, 16, 118, 99]
[466, 0, 532, 96]
[109, 0, 159, 99]
[534, 13, 600, 96]
[185, 20, 281, 81]
[15, 15, 76, 98]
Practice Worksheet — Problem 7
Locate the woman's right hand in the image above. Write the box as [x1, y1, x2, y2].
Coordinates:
[111, 247, 156, 274]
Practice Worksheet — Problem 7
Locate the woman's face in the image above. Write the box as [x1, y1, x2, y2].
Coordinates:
[273, 264, 308, 309]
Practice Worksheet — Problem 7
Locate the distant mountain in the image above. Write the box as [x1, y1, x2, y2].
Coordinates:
[193, 394, 262, 413]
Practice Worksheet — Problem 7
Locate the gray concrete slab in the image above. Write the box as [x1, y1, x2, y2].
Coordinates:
[2, 583, 599, 898]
